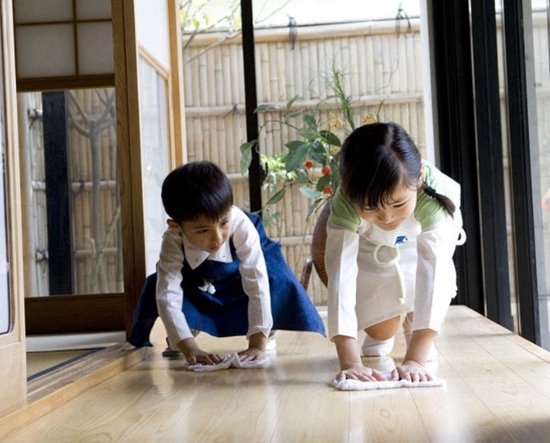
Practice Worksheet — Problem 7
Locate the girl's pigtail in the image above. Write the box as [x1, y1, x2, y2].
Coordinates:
[421, 182, 456, 217]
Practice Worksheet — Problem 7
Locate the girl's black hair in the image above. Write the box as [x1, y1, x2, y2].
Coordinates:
[161, 161, 233, 223]
[340, 122, 455, 216]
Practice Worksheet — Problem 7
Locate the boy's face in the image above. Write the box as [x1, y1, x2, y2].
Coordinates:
[180, 210, 232, 253]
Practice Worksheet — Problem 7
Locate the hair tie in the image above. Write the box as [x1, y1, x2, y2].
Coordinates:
[424, 185, 437, 199]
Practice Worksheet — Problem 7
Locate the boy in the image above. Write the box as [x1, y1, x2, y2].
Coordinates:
[129, 161, 325, 367]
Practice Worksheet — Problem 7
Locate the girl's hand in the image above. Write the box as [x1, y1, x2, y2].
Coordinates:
[337, 363, 387, 382]
[391, 359, 433, 382]
[238, 347, 266, 362]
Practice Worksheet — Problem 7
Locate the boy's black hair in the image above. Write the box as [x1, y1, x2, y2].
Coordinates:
[161, 161, 233, 223]
[340, 122, 455, 215]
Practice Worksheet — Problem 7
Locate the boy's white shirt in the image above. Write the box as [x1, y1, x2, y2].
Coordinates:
[156, 206, 273, 347]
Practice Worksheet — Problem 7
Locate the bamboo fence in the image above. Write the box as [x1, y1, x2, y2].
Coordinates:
[182, 18, 426, 305]
[19, 13, 550, 304]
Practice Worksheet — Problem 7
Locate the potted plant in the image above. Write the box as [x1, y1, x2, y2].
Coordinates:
[239, 68, 382, 225]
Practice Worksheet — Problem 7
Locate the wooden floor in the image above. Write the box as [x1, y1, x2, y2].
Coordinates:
[3, 305, 550, 442]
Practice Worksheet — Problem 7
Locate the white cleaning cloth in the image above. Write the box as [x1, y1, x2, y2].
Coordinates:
[230, 354, 271, 369]
[185, 353, 235, 372]
[329, 370, 445, 391]
[185, 353, 271, 372]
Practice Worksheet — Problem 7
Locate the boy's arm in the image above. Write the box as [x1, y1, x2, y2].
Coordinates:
[237, 331, 267, 362]
[156, 227, 195, 346]
[231, 209, 273, 340]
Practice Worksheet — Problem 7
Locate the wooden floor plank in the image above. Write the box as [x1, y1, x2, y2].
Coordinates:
[4, 306, 550, 443]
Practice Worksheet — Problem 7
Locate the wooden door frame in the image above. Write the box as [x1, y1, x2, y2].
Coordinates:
[0, 0, 26, 415]
[22, 0, 185, 336]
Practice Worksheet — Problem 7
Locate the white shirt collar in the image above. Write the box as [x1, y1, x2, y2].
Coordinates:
[180, 230, 233, 269]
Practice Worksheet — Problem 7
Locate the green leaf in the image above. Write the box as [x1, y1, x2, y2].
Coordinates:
[255, 104, 280, 112]
[310, 151, 326, 164]
[299, 187, 323, 199]
[311, 139, 326, 154]
[316, 173, 332, 192]
[297, 128, 320, 141]
[286, 95, 300, 110]
[266, 187, 286, 205]
[285, 140, 308, 151]
[287, 110, 304, 119]
[239, 141, 255, 175]
[320, 130, 342, 146]
[306, 198, 324, 220]
[304, 114, 318, 130]
[284, 143, 310, 171]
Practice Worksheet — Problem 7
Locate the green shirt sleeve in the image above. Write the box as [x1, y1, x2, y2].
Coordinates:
[414, 160, 457, 229]
[329, 185, 361, 232]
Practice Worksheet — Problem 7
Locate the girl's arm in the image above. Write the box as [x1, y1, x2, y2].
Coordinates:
[392, 220, 461, 380]
[413, 221, 461, 335]
[325, 221, 387, 381]
[391, 328, 436, 382]
[325, 223, 361, 340]
[334, 335, 386, 382]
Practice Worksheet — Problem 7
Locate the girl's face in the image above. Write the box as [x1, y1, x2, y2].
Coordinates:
[355, 182, 419, 231]
[180, 210, 232, 253]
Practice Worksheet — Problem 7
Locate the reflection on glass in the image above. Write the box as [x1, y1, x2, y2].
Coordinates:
[0, 65, 9, 334]
[532, 1, 550, 347]
[138, 58, 170, 275]
[19, 88, 123, 296]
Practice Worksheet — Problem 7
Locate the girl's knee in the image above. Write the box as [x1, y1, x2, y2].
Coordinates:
[365, 315, 401, 340]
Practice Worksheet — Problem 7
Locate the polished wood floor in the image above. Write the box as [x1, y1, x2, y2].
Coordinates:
[3, 305, 550, 442]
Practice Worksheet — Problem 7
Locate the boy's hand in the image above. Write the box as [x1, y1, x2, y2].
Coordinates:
[238, 347, 266, 362]
[337, 363, 386, 382]
[391, 359, 433, 382]
[177, 338, 222, 366]
[238, 331, 267, 362]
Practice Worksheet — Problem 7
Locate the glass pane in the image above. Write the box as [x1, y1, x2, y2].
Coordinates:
[19, 88, 123, 296]
[138, 58, 170, 275]
[0, 47, 9, 334]
[181, 0, 425, 305]
[532, 0, 550, 347]
[495, 1, 520, 332]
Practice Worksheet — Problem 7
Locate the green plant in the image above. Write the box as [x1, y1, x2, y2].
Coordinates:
[240, 69, 383, 223]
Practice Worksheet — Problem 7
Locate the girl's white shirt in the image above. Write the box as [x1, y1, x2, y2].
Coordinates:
[325, 164, 464, 342]
[326, 216, 461, 341]
[156, 206, 273, 347]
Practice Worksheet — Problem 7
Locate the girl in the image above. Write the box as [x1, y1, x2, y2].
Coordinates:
[129, 161, 325, 367]
[325, 122, 465, 383]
